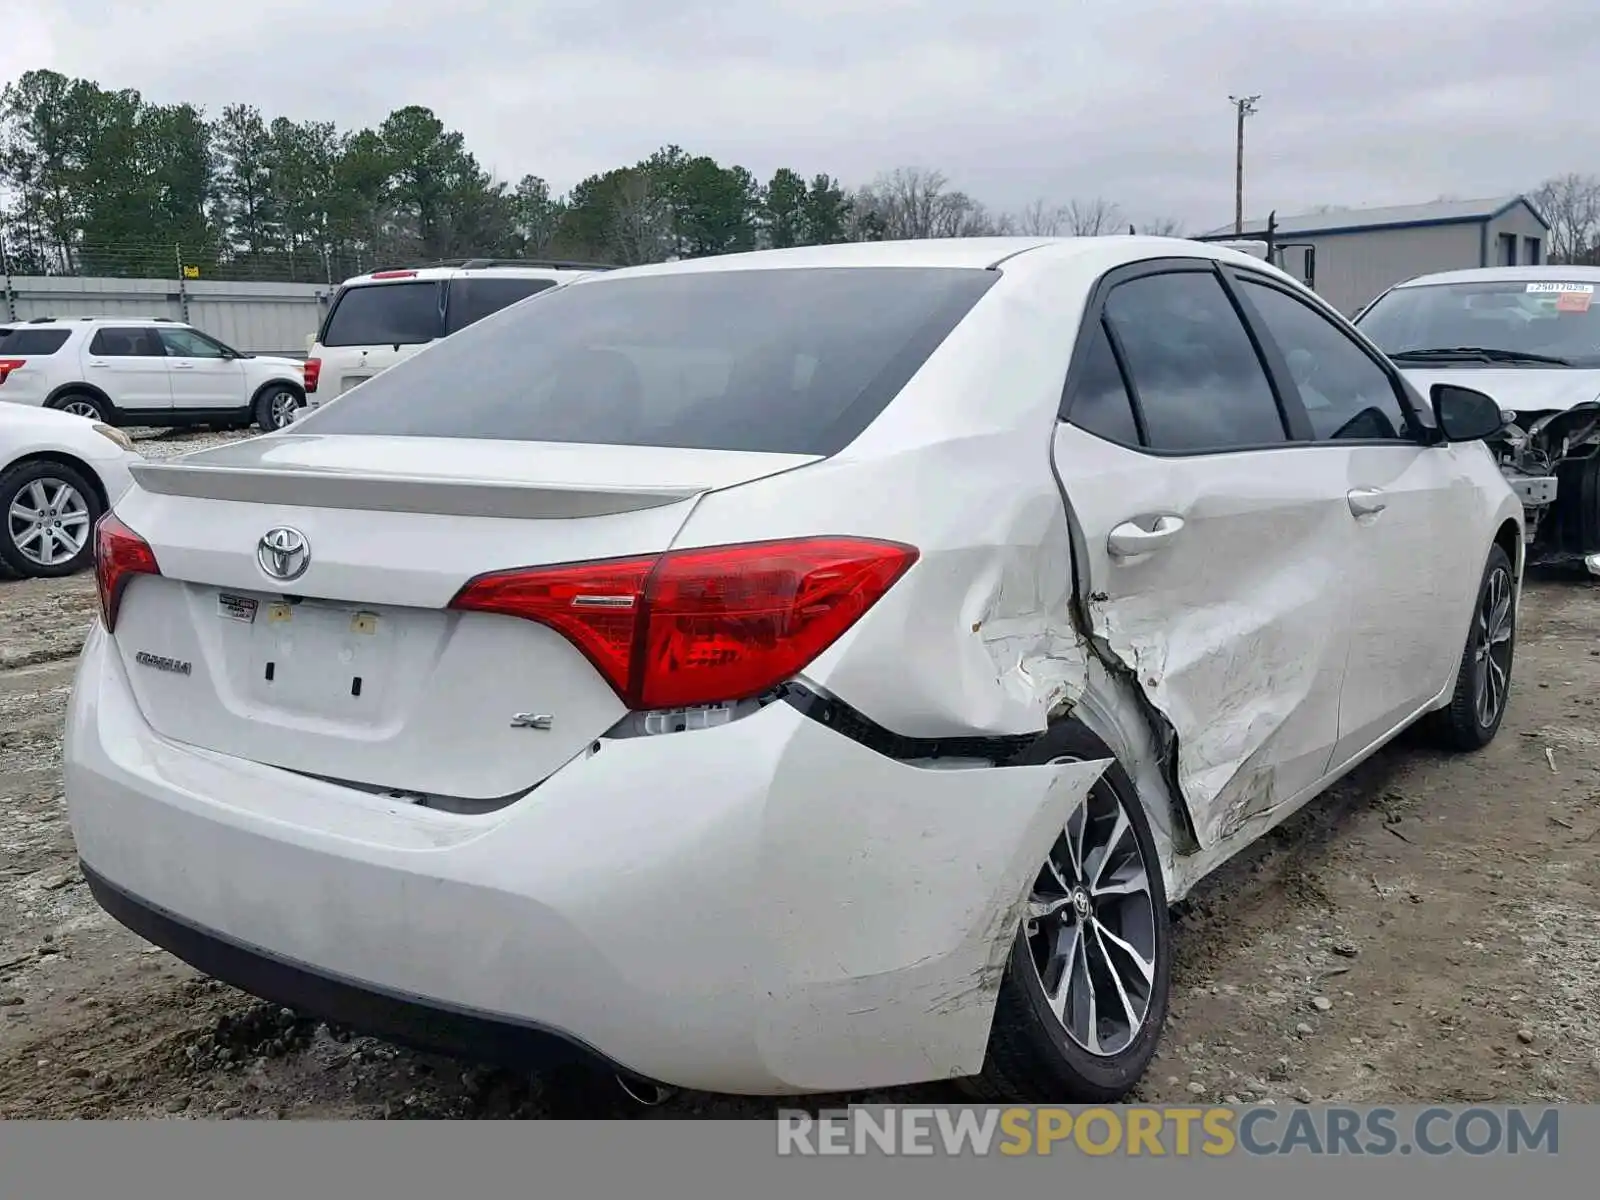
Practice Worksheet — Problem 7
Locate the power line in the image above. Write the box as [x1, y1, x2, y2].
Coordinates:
[1229, 94, 1261, 236]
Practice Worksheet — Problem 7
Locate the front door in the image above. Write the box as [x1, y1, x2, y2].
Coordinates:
[1054, 261, 1356, 848]
[155, 326, 248, 409]
[1224, 271, 1475, 766]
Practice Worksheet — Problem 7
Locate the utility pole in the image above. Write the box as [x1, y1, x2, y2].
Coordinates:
[1229, 94, 1261, 235]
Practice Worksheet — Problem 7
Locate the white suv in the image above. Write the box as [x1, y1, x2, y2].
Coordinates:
[0, 317, 307, 432]
[303, 259, 611, 403]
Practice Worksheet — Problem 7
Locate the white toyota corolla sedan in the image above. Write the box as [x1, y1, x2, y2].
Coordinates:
[65, 236, 1522, 1102]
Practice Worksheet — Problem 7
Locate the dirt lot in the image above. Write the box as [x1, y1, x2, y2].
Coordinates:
[2, 435, 1598, 1117]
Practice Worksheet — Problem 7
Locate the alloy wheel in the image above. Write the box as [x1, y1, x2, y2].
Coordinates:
[1473, 564, 1514, 728]
[1024, 756, 1158, 1057]
[269, 391, 298, 428]
[6, 477, 91, 568]
[60, 398, 100, 418]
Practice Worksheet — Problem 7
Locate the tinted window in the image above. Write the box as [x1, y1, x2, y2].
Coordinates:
[0, 329, 71, 355]
[1103, 271, 1286, 452]
[445, 277, 558, 334]
[157, 327, 229, 358]
[1356, 278, 1600, 366]
[1239, 278, 1410, 440]
[88, 328, 164, 357]
[319, 281, 444, 347]
[297, 267, 998, 456]
[1064, 320, 1141, 445]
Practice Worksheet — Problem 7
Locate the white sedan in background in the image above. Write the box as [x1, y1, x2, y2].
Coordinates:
[65, 236, 1520, 1102]
[1, 402, 138, 578]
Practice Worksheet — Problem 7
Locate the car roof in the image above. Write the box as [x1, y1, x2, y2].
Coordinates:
[569, 235, 1279, 280]
[1392, 265, 1600, 289]
[339, 260, 609, 288]
[5, 315, 193, 329]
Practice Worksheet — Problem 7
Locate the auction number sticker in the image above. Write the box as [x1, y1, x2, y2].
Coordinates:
[1525, 282, 1595, 293]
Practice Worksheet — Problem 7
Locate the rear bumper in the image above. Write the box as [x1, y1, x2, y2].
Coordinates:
[65, 622, 1105, 1095]
[82, 862, 626, 1076]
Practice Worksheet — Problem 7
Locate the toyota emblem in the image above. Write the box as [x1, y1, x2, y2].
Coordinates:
[257, 526, 311, 581]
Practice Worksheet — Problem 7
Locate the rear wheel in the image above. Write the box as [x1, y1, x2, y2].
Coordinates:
[1424, 542, 1516, 752]
[967, 721, 1171, 1102]
[0, 459, 104, 578]
[254, 386, 300, 432]
[49, 391, 110, 422]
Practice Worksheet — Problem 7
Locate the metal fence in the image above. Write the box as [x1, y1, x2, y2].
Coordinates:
[0, 274, 329, 358]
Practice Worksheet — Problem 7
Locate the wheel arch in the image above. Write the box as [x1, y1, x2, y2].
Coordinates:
[251, 377, 305, 407]
[0, 451, 110, 513]
[45, 381, 115, 412]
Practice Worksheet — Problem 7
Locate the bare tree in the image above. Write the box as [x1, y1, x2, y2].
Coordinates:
[1062, 197, 1124, 236]
[1530, 173, 1600, 264]
[1132, 216, 1186, 237]
[1016, 199, 1066, 236]
[608, 170, 670, 264]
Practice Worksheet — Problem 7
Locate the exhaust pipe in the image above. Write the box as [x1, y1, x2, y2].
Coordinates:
[615, 1074, 679, 1106]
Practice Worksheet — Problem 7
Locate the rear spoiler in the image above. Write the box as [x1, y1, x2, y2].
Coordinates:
[126, 459, 705, 520]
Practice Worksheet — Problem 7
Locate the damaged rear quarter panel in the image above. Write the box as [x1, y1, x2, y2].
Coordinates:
[753, 749, 1111, 1091]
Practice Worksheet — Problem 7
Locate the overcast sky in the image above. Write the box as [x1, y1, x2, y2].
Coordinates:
[4, 0, 1597, 232]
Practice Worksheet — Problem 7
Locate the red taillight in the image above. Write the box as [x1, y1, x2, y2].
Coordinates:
[302, 356, 321, 394]
[369, 269, 418, 280]
[449, 537, 918, 709]
[0, 358, 25, 384]
[94, 513, 161, 631]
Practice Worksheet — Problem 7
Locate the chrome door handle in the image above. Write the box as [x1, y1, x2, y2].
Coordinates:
[171, 361, 195, 369]
[1107, 514, 1185, 558]
[1348, 488, 1387, 517]
[87, 360, 109, 368]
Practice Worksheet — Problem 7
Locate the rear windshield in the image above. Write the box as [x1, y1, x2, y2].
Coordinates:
[318, 280, 445, 347]
[0, 328, 71, 356]
[445, 277, 559, 334]
[296, 267, 998, 456]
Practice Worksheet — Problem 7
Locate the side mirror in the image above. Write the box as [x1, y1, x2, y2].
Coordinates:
[1431, 383, 1507, 442]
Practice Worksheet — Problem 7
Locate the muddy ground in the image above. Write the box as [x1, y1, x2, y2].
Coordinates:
[3, 434, 1598, 1116]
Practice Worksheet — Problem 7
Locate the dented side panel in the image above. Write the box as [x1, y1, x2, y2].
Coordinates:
[1050, 425, 1357, 848]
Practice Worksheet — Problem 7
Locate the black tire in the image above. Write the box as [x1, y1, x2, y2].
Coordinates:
[48, 390, 111, 422]
[254, 385, 300, 432]
[0, 459, 105, 579]
[966, 721, 1171, 1102]
[1423, 542, 1516, 752]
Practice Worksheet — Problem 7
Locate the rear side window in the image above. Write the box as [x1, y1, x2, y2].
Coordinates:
[1103, 271, 1287, 452]
[445, 277, 559, 334]
[88, 328, 164, 357]
[0, 329, 71, 355]
[298, 267, 999, 456]
[1063, 320, 1141, 445]
[319, 281, 444, 347]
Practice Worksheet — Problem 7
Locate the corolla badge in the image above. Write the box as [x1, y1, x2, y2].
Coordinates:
[257, 526, 311, 582]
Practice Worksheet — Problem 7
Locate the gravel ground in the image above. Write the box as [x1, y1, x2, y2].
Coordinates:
[2, 428, 1598, 1117]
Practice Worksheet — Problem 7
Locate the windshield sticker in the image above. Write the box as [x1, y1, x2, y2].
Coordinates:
[1557, 290, 1593, 313]
[1526, 282, 1596, 294]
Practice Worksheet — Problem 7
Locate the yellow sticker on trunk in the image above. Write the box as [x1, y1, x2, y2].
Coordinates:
[350, 612, 379, 635]
[266, 602, 293, 623]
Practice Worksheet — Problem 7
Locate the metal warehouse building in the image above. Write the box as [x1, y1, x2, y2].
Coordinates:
[1195, 195, 1551, 318]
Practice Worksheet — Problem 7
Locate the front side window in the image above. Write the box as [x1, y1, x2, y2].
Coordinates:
[1102, 271, 1287, 452]
[157, 327, 229, 358]
[1356, 278, 1600, 367]
[1238, 278, 1411, 441]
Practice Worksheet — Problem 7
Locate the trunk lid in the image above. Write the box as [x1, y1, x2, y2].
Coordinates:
[109, 434, 818, 802]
